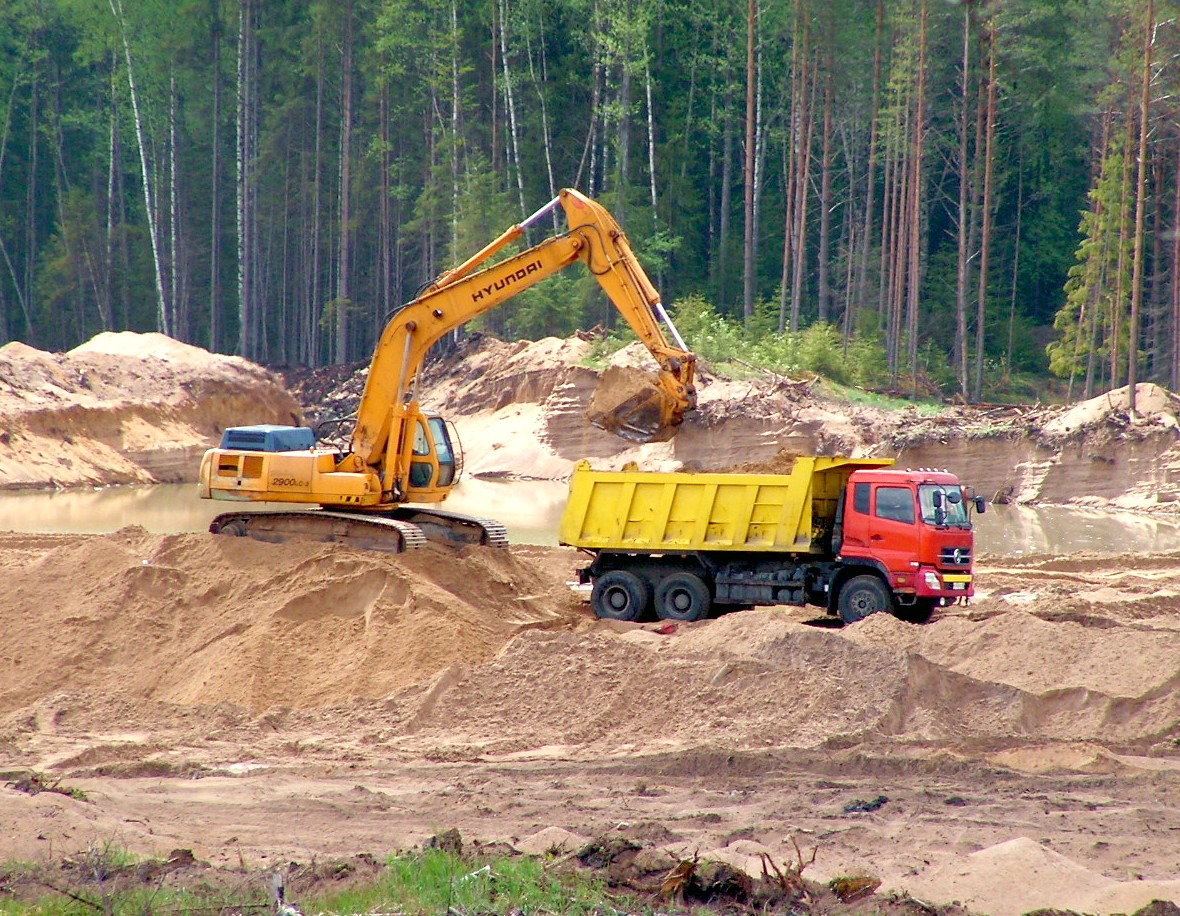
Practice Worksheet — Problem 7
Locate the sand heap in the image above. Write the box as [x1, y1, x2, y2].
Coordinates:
[0, 530, 582, 721]
[3, 529, 1179, 764]
[0, 332, 299, 490]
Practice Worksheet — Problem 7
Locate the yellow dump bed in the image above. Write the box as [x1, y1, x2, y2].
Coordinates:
[559, 457, 895, 554]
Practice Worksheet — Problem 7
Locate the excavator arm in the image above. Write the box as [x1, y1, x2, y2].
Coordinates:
[351, 188, 697, 498]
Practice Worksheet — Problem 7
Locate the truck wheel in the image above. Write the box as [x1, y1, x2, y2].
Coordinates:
[895, 598, 937, 624]
[655, 572, 711, 622]
[591, 571, 651, 621]
[837, 574, 893, 624]
[215, 519, 248, 537]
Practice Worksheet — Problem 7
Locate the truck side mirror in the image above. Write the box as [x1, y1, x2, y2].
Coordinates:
[930, 490, 947, 525]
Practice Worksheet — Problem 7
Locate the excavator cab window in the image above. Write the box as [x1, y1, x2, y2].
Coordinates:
[409, 420, 434, 488]
[429, 416, 456, 487]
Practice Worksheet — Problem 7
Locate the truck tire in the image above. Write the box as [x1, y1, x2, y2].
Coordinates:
[655, 572, 711, 622]
[837, 574, 893, 624]
[592, 570, 651, 621]
[895, 598, 937, 624]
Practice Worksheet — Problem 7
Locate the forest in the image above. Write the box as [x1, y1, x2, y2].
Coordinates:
[0, 0, 1172, 403]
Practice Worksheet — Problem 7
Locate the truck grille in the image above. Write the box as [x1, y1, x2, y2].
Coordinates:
[939, 546, 972, 567]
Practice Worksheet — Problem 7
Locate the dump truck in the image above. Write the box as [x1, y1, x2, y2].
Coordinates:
[559, 457, 984, 625]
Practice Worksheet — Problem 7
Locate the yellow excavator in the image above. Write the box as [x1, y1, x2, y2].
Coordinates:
[198, 188, 697, 551]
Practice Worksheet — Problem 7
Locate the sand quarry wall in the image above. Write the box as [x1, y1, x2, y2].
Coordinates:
[403, 335, 1180, 511]
[4, 330, 1180, 511]
[0, 333, 299, 490]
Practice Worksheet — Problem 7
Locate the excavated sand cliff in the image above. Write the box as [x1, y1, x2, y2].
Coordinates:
[5, 329, 1177, 515]
[0, 332, 300, 490]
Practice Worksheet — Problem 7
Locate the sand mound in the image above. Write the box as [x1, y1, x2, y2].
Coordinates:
[4, 530, 1178, 759]
[1042, 382, 1180, 437]
[69, 331, 238, 367]
[900, 837, 1180, 916]
[375, 596, 1180, 759]
[0, 530, 583, 718]
[0, 334, 298, 490]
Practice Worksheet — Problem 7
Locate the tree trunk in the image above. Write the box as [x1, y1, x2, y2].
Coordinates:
[791, 38, 816, 332]
[971, 18, 996, 401]
[1007, 151, 1023, 377]
[1112, 113, 1135, 389]
[954, 6, 972, 396]
[526, 7, 558, 217]
[335, 0, 354, 364]
[854, 0, 884, 324]
[110, 0, 169, 335]
[1127, 0, 1154, 415]
[209, 0, 223, 352]
[499, 0, 527, 217]
[309, 29, 324, 366]
[645, 54, 658, 216]
[816, 43, 834, 323]
[169, 69, 182, 339]
[778, 4, 803, 332]
[742, 0, 757, 322]
[1172, 154, 1180, 389]
[718, 99, 733, 311]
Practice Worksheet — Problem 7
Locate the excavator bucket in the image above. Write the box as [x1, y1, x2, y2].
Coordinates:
[587, 365, 684, 443]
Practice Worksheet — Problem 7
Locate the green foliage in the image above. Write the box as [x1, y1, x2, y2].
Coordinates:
[0, 0, 1169, 401]
[666, 295, 890, 388]
[361, 849, 610, 915]
[1049, 133, 1134, 383]
[0, 848, 623, 916]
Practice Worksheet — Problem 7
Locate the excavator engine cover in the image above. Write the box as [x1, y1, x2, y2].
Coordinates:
[219, 424, 316, 452]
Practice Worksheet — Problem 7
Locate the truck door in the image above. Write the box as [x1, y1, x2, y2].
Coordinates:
[865, 483, 920, 576]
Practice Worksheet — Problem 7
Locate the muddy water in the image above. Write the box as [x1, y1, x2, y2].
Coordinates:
[1, 480, 1178, 556]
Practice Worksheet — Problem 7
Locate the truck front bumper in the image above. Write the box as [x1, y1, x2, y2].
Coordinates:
[893, 569, 973, 599]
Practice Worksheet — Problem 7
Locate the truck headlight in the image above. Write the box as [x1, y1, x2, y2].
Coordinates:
[923, 571, 942, 590]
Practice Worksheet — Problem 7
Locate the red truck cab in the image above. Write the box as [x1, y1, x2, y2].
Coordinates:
[835, 468, 982, 622]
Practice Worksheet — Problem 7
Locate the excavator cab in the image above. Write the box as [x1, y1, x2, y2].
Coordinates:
[402, 412, 458, 501]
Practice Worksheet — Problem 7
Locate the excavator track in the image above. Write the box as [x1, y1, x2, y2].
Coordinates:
[208, 507, 508, 553]
[392, 506, 510, 549]
[209, 510, 427, 553]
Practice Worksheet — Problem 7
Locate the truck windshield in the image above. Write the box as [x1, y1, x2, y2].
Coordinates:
[919, 485, 970, 527]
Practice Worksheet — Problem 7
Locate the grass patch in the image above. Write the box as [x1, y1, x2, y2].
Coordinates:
[817, 379, 946, 415]
[0, 847, 634, 916]
[1, 770, 87, 802]
[316, 849, 616, 915]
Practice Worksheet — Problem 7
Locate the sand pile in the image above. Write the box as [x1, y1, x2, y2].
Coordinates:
[0, 333, 299, 489]
[0, 530, 583, 718]
[384, 598, 1180, 760]
[3, 529, 1178, 760]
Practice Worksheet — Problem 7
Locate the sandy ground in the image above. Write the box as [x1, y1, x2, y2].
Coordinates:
[1, 531, 1179, 914]
[1, 332, 1180, 914]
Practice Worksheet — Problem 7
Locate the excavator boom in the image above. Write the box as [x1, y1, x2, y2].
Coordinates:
[352, 189, 696, 475]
